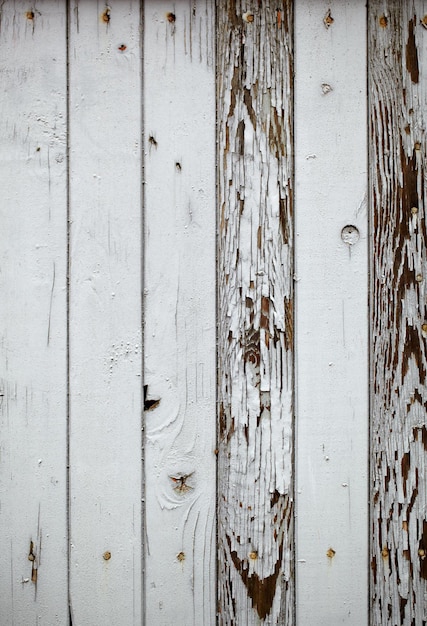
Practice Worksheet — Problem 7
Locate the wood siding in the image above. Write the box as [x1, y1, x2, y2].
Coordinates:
[143, 2, 216, 624]
[295, 2, 369, 623]
[1, 1, 427, 624]
[68, 2, 143, 623]
[369, 2, 427, 624]
[217, 2, 294, 624]
[0, 3, 68, 624]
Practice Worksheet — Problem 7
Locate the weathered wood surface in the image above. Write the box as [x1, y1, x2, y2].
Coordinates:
[294, 1, 368, 623]
[369, 2, 427, 623]
[143, 3, 216, 625]
[68, 2, 143, 623]
[217, 2, 294, 623]
[0, 3, 68, 624]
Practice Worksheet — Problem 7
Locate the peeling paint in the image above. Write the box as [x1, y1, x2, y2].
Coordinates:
[217, 1, 294, 623]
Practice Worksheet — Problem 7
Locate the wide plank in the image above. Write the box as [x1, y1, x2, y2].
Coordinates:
[68, 2, 143, 623]
[217, 2, 294, 623]
[294, 1, 368, 623]
[0, 2, 68, 624]
[143, 2, 216, 624]
[369, 2, 427, 623]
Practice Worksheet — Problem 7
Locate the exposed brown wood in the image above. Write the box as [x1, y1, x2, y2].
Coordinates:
[217, 2, 294, 623]
[370, 2, 427, 623]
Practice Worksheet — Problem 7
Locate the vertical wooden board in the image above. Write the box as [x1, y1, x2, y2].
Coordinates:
[294, 1, 368, 624]
[369, 3, 427, 623]
[68, 2, 142, 623]
[143, 2, 216, 624]
[0, 2, 68, 624]
[217, 2, 294, 623]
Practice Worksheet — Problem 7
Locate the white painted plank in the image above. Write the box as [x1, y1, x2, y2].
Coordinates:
[0, 3, 68, 624]
[143, 2, 216, 624]
[68, 2, 142, 623]
[294, 1, 368, 624]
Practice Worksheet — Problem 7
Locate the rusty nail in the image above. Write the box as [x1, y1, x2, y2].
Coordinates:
[177, 551, 185, 562]
[324, 9, 334, 28]
[379, 15, 388, 27]
[326, 547, 336, 559]
[166, 12, 176, 23]
[249, 551, 258, 560]
[103, 551, 111, 560]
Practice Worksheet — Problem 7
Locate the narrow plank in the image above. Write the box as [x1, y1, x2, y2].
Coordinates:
[294, 1, 368, 624]
[217, 2, 294, 623]
[369, 3, 427, 623]
[0, 2, 68, 624]
[143, 2, 216, 624]
[68, 2, 142, 623]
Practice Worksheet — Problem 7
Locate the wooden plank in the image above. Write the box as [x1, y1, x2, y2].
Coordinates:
[143, 2, 216, 624]
[217, 2, 294, 623]
[68, 2, 142, 623]
[294, 1, 368, 623]
[369, 2, 427, 623]
[0, 2, 68, 624]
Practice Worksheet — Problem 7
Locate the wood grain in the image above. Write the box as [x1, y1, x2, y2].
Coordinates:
[217, 2, 294, 623]
[143, 2, 216, 625]
[294, 1, 369, 623]
[68, 2, 143, 623]
[369, 2, 427, 623]
[0, 2, 68, 623]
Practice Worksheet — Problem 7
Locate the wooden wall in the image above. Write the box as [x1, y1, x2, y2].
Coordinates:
[0, 1, 426, 625]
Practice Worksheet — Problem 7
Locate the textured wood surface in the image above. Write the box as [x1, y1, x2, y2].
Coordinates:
[369, 2, 427, 623]
[68, 2, 143, 623]
[143, 3, 216, 624]
[0, 3, 68, 624]
[217, 2, 294, 623]
[294, 2, 369, 623]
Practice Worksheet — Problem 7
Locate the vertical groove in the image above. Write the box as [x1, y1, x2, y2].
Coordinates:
[140, 1, 146, 624]
[65, 0, 71, 622]
[215, 1, 220, 622]
[367, 2, 372, 623]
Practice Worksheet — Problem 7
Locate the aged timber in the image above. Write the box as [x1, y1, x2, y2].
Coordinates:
[217, 2, 294, 623]
[370, 2, 427, 623]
